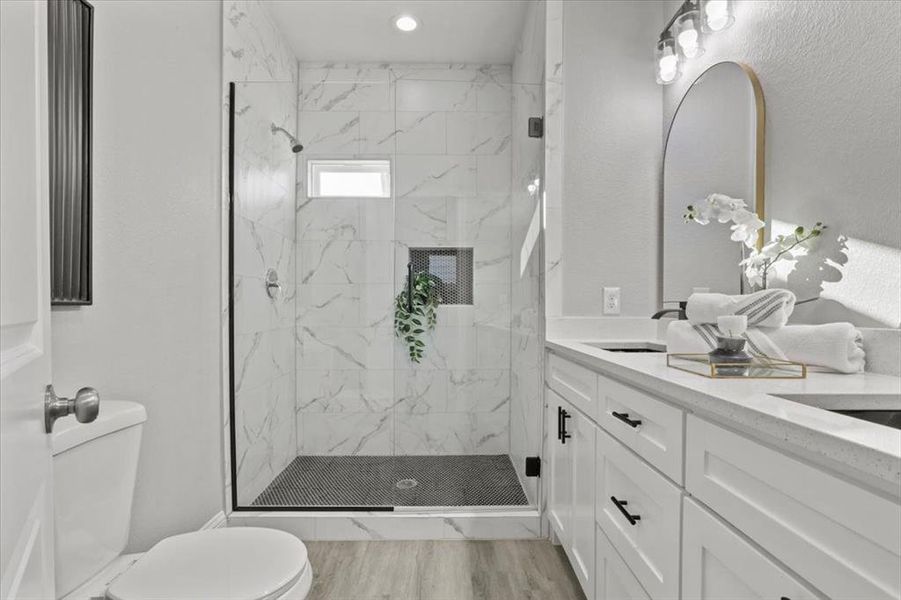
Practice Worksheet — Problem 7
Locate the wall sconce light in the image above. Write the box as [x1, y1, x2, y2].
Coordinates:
[656, 0, 737, 85]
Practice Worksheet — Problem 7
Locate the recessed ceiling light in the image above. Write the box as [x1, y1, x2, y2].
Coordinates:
[394, 15, 418, 32]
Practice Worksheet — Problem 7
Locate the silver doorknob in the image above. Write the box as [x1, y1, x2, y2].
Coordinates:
[45, 385, 100, 433]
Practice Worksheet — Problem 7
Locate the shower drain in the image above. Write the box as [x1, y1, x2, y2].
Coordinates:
[396, 478, 418, 490]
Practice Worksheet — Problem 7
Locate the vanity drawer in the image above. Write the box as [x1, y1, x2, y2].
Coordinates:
[596, 429, 681, 599]
[686, 415, 901, 600]
[596, 524, 651, 600]
[547, 353, 598, 419]
[682, 497, 824, 600]
[597, 374, 684, 483]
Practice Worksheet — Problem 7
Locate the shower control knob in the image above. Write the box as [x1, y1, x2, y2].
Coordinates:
[44, 385, 100, 433]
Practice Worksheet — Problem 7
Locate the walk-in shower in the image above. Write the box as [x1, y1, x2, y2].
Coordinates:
[226, 1, 547, 514]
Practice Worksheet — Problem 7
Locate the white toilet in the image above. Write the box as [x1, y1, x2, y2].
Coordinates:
[52, 400, 313, 600]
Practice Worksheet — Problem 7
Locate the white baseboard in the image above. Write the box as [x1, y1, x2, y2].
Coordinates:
[200, 511, 227, 531]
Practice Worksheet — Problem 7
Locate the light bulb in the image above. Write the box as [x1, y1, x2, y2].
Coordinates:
[702, 0, 734, 32]
[677, 28, 699, 57]
[655, 39, 681, 85]
[674, 10, 704, 59]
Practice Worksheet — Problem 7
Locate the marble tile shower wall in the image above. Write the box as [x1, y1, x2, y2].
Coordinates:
[225, 0, 298, 505]
[295, 63, 515, 457]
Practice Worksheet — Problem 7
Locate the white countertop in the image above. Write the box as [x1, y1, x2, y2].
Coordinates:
[546, 337, 901, 497]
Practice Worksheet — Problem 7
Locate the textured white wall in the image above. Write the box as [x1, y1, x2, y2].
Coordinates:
[561, 0, 664, 317]
[50, 0, 223, 551]
[663, 0, 901, 327]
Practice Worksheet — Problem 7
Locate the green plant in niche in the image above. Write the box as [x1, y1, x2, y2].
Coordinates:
[394, 270, 440, 363]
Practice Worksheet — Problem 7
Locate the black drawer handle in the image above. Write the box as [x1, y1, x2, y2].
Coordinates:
[610, 496, 641, 525]
[611, 411, 642, 428]
[561, 409, 572, 444]
[557, 406, 563, 441]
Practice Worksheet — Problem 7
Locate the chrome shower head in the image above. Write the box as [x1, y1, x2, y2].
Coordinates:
[270, 124, 304, 153]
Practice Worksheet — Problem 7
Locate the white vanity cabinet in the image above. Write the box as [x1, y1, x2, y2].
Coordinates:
[546, 389, 597, 599]
[545, 348, 901, 600]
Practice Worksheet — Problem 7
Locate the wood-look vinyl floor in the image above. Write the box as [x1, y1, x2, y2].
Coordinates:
[305, 540, 586, 600]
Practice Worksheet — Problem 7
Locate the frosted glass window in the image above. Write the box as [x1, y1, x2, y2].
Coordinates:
[307, 159, 391, 198]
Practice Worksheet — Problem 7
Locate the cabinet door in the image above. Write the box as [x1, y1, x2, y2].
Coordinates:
[683, 498, 824, 600]
[569, 409, 596, 599]
[547, 390, 572, 545]
[597, 525, 650, 600]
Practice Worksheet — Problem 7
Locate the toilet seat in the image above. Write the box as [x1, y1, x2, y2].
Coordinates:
[106, 527, 310, 600]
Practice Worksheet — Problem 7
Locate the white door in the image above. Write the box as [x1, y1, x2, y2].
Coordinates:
[546, 390, 572, 544]
[569, 409, 596, 599]
[0, 1, 55, 598]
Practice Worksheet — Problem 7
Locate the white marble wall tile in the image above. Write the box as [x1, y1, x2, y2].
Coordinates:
[396, 80, 479, 112]
[234, 275, 295, 334]
[235, 373, 295, 504]
[447, 196, 512, 243]
[300, 79, 393, 112]
[359, 111, 396, 154]
[546, 0, 564, 84]
[299, 412, 393, 455]
[512, 0, 546, 86]
[477, 155, 513, 195]
[391, 64, 512, 84]
[224, 0, 296, 83]
[474, 283, 512, 327]
[300, 111, 360, 154]
[359, 199, 395, 240]
[394, 326, 477, 371]
[234, 217, 295, 282]
[234, 327, 294, 394]
[477, 82, 514, 112]
[395, 412, 508, 454]
[299, 240, 393, 284]
[298, 326, 395, 371]
[315, 516, 445, 540]
[297, 369, 395, 413]
[296, 198, 359, 241]
[395, 198, 448, 243]
[395, 156, 477, 198]
[395, 112, 447, 154]
[237, 171, 295, 240]
[476, 325, 512, 371]
[442, 515, 541, 539]
[234, 82, 296, 193]
[446, 369, 511, 413]
[395, 370, 449, 414]
[446, 113, 512, 156]
[296, 284, 392, 329]
[474, 242, 512, 284]
[301, 65, 392, 84]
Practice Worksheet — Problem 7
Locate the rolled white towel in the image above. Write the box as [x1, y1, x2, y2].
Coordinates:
[686, 289, 796, 329]
[764, 323, 865, 374]
[666, 321, 865, 374]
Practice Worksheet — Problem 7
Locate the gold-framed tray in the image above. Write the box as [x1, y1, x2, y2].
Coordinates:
[666, 353, 807, 379]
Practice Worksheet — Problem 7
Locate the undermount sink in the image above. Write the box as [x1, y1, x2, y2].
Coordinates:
[582, 341, 667, 353]
[773, 393, 901, 431]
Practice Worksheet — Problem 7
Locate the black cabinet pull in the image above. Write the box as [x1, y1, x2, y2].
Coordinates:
[561, 409, 572, 444]
[556, 406, 563, 441]
[611, 411, 642, 428]
[610, 496, 641, 525]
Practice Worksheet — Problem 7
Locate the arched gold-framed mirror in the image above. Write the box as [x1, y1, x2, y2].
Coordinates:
[662, 61, 765, 301]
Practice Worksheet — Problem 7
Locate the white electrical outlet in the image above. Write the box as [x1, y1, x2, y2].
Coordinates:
[603, 287, 621, 315]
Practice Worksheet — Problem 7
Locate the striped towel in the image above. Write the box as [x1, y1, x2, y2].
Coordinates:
[686, 289, 796, 329]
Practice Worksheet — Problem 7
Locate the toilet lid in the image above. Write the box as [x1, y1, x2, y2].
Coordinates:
[106, 528, 308, 600]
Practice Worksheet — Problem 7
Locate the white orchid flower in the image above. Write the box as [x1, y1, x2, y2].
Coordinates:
[729, 208, 765, 248]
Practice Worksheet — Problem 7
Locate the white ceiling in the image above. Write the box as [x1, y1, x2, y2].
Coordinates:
[264, 0, 529, 64]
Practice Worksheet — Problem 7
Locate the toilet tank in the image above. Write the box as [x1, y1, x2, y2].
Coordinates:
[51, 400, 146, 598]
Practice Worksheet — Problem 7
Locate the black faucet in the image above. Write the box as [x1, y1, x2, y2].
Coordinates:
[652, 301, 687, 320]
